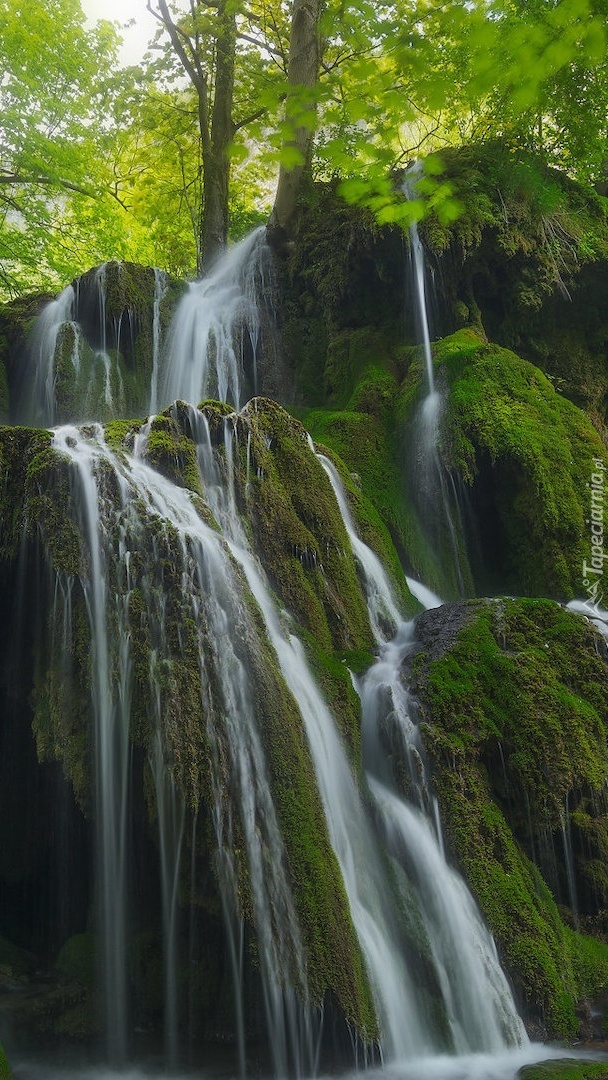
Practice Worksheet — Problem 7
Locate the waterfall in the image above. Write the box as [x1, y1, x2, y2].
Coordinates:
[26, 284, 76, 425]
[404, 163, 435, 398]
[182, 408, 527, 1061]
[47, 421, 314, 1075]
[567, 598, 608, 641]
[19, 232, 274, 429]
[316, 445, 528, 1055]
[149, 268, 169, 414]
[161, 228, 272, 411]
[190, 409, 432, 1060]
[52, 425, 133, 1065]
[43, 405, 529, 1069]
[403, 166, 471, 596]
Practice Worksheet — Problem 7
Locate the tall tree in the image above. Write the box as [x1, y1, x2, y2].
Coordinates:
[148, 0, 276, 271]
[267, 0, 323, 245]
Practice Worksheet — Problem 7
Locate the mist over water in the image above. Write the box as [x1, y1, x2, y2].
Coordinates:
[13, 1044, 607, 1080]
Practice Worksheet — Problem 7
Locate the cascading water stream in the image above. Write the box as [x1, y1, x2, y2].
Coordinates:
[316, 444, 528, 1056]
[27, 285, 76, 425]
[404, 166, 470, 595]
[149, 268, 169, 414]
[404, 166, 435, 400]
[185, 408, 530, 1062]
[189, 408, 432, 1061]
[48, 421, 315, 1076]
[52, 425, 133, 1067]
[161, 228, 272, 411]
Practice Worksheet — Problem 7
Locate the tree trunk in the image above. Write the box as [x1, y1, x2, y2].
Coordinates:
[199, 5, 237, 272]
[267, 0, 322, 248]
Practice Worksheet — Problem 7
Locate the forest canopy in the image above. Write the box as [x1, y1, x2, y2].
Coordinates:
[0, 0, 607, 297]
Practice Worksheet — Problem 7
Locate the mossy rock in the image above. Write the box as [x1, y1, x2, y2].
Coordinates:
[410, 596, 608, 1037]
[520, 1061, 608, 1080]
[235, 397, 375, 654]
[55, 932, 95, 987]
[0, 291, 50, 409]
[421, 141, 608, 316]
[144, 408, 203, 495]
[0, 426, 53, 564]
[400, 329, 608, 600]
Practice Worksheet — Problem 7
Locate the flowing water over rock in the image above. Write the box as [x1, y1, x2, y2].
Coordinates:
[316, 449, 527, 1054]
[161, 229, 273, 410]
[403, 168, 471, 596]
[44, 422, 315, 1074]
[19, 233, 275, 428]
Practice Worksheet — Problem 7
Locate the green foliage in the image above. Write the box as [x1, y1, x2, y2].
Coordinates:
[0, 0, 129, 295]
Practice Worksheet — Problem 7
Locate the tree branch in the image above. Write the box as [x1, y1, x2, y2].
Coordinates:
[147, 0, 207, 90]
[0, 172, 95, 198]
[232, 105, 267, 133]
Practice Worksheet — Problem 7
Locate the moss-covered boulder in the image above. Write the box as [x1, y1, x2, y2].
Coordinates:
[409, 596, 608, 1038]
[282, 182, 405, 406]
[301, 350, 422, 608]
[398, 329, 608, 599]
[0, 291, 51, 421]
[520, 1061, 608, 1080]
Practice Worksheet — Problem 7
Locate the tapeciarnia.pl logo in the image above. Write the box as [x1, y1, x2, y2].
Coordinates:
[582, 458, 606, 612]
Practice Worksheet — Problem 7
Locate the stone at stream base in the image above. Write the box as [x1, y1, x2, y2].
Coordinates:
[519, 1059, 608, 1080]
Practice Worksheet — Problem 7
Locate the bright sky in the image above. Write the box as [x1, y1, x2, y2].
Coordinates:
[80, 0, 158, 66]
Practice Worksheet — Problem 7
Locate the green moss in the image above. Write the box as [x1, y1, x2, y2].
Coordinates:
[413, 597, 608, 1037]
[24, 442, 83, 576]
[31, 589, 92, 810]
[103, 418, 141, 449]
[421, 142, 608, 304]
[247, 634, 377, 1034]
[0, 426, 54, 564]
[233, 398, 375, 653]
[145, 411, 202, 495]
[417, 329, 608, 599]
